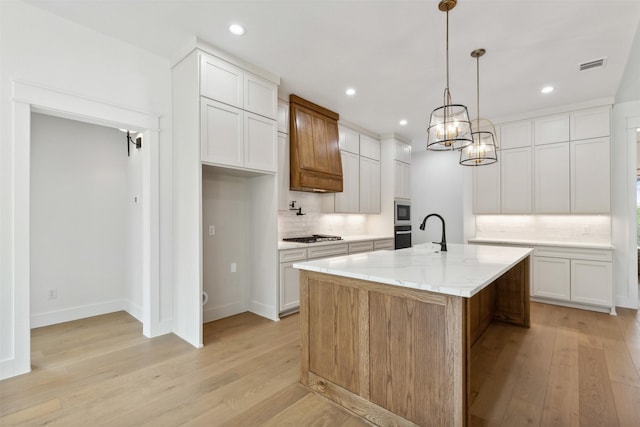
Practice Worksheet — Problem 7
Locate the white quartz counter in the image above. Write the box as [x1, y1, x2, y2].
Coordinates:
[278, 235, 393, 250]
[468, 238, 614, 250]
[293, 243, 533, 298]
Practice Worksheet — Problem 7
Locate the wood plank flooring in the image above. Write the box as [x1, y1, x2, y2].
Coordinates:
[1, 302, 639, 426]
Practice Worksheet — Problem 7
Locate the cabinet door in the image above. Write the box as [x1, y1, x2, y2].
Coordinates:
[500, 120, 532, 150]
[571, 106, 610, 140]
[244, 112, 277, 173]
[200, 55, 243, 108]
[201, 98, 243, 167]
[244, 73, 277, 119]
[571, 259, 613, 306]
[570, 138, 610, 213]
[360, 157, 380, 214]
[277, 133, 289, 211]
[501, 147, 532, 213]
[393, 140, 412, 164]
[360, 134, 381, 160]
[535, 142, 570, 213]
[533, 256, 571, 300]
[277, 100, 289, 134]
[335, 151, 359, 213]
[473, 161, 501, 214]
[534, 113, 569, 145]
[338, 125, 360, 154]
[394, 160, 411, 200]
[279, 262, 300, 313]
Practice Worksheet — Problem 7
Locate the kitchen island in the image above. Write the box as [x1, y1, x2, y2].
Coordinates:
[294, 243, 532, 427]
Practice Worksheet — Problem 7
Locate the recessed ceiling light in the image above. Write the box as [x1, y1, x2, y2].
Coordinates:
[229, 24, 245, 36]
[345, 88, 356, 96]
[399, 119, 408, 126]
[541, 86, 554, 94]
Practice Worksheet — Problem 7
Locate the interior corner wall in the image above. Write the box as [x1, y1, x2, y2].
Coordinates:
[410, 148, 466, 245]
[30, 113, 131, 327]
[0, 1, 172, 378]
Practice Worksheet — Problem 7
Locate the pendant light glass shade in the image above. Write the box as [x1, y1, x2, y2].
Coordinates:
[460, 48, 498, 166]
[427, 0, 473, 151]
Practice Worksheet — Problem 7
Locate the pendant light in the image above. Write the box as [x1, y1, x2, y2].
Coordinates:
[460, 48, 498, 166]
[427, 0, 473, 151]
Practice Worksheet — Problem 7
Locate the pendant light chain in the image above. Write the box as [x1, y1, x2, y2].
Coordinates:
[476, 54, 480, 133]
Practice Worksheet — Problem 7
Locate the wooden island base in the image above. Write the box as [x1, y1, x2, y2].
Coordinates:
[299, 257, 530, 427]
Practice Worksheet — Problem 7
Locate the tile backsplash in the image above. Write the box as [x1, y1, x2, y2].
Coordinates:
[278, 211, 369, 239]
[475, 215, 611, 244]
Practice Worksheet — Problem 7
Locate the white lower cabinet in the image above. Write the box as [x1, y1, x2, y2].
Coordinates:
[532, 246, 614, 313]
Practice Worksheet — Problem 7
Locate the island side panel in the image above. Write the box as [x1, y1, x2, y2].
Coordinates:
[494, 256, 531, 327]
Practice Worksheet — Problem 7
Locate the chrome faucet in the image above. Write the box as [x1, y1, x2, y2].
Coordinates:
[419, 213, 447, 252]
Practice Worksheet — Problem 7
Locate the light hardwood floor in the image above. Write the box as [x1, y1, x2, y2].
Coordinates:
[1, 302, 639, 426]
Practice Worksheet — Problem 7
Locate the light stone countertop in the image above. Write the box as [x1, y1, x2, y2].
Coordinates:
[278, 234, 394, 250]
[293, 243, 533, 298]
[467, 238, 614, 250]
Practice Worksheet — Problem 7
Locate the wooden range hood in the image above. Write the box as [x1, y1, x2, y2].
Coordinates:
[289, 94, 343, 193]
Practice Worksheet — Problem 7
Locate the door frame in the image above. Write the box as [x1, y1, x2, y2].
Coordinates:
[3, 81, 162, 379]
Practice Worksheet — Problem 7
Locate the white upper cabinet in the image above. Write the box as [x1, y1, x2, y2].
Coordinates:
[571, 137, 610, 213]
[334, 151, 360, 213]
[394, 160, 411, 200]
[277, 132, 289, 211]
[473, 161, 501, 214]
[277, 100, 289, 134]
[534, 142, 570, 213]
[244, 112, 277, 172]
[338, 125, 360, 154]
[570, 106, 610, 140]
[501, 147, 532, 214]
[534, 113, 570, 145]
[360, 134, 381, 160]
[200, 53, 277, 119]
[499, 120, 532, 150]
[201, 99, 244, 168]
[393, 140, 412, 164]
[360, 156, 381, 214]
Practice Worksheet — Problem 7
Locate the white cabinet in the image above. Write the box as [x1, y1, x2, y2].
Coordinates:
[360, 156, 381, 214]
[473, 161, 500, 214]
[571, 138, 610, 213]
[534, 113, 569, 145]
[571, 259, 613, 307]
[200, 54, 277, 119]
[201, 99, 276, 172]
[394, 160, 411, 200]
[533, 256, 571, 300]
[277, 100, 289, 134]
[201, 99, 243, 167]
[500, 120, 532, 149]
[279, 248, 306, 314]
[570, 106, 610, 140]
[393, 140, 412, 164]
[532, 246, 614, 313]
[348, 241, 374, 254]
[360, 134, 381, 160]
[338, 125, 360, 154]
[534, 142, 570, 213]
[374, 238, 394, 251]
[501, 147, 532, 213]
[335, 151, 360, 213]
[277, 133, 289, 211]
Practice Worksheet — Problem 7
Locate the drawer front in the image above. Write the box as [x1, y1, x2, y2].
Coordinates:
[349, 241, 374, 254]
[307, 243, 349, 259]
[533, 246, 612, 262]
[279, 248, 307, 263]
[374, 239, 395, 251]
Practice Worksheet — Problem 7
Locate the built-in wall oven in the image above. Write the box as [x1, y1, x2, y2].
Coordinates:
[394, 199, 412, 249]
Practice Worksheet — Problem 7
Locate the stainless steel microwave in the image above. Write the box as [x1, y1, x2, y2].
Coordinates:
[394, 199, 411, 225]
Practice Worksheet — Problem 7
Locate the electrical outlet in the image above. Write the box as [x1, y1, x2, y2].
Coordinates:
[231, 262, 237, 273]
[48, 289, 57, 300]
[209, 225, 215, 236]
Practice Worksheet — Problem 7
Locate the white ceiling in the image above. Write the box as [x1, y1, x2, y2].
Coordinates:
[25, 0, 640, 142]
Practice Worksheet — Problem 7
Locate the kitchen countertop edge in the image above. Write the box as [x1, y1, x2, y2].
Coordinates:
[468, 238, 614, 250]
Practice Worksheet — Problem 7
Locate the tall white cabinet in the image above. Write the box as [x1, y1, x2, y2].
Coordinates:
[172, 46, 280, 348]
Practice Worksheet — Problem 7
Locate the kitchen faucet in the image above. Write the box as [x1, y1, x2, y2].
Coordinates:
[419, 213, 447, 252]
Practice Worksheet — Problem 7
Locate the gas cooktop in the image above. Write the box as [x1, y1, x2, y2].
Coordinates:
[282, 234, 343, 244]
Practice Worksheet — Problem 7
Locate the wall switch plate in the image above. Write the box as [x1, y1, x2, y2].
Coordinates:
[48, 289, 57, 300]
[209, 225, 215, 236]
[231, 262, 237, 273]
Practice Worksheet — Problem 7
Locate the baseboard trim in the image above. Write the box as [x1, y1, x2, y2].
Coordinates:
[124, 299, 143, 322]
[0, 357, 31, 381]
[30, 299, 125, 328]
[203, 302, 247, 323]
[249, 300, 279, 322]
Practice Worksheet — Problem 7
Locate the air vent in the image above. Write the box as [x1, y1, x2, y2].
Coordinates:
[578, 57, 607, 72]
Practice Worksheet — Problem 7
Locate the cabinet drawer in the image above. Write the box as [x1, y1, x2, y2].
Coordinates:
[349, 241, 374, 254]
[307, 243, 348, 259]
[279, 248, 307, 263]
[533, 246, 612, 262]
[374, 239, 394, 251]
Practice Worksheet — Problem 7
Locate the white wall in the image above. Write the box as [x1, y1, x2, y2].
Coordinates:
[1, 1, 172, 378]
[30, 113, 141, 327]
[126, 130, 144, 319]
[410, 149, 468, 245]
